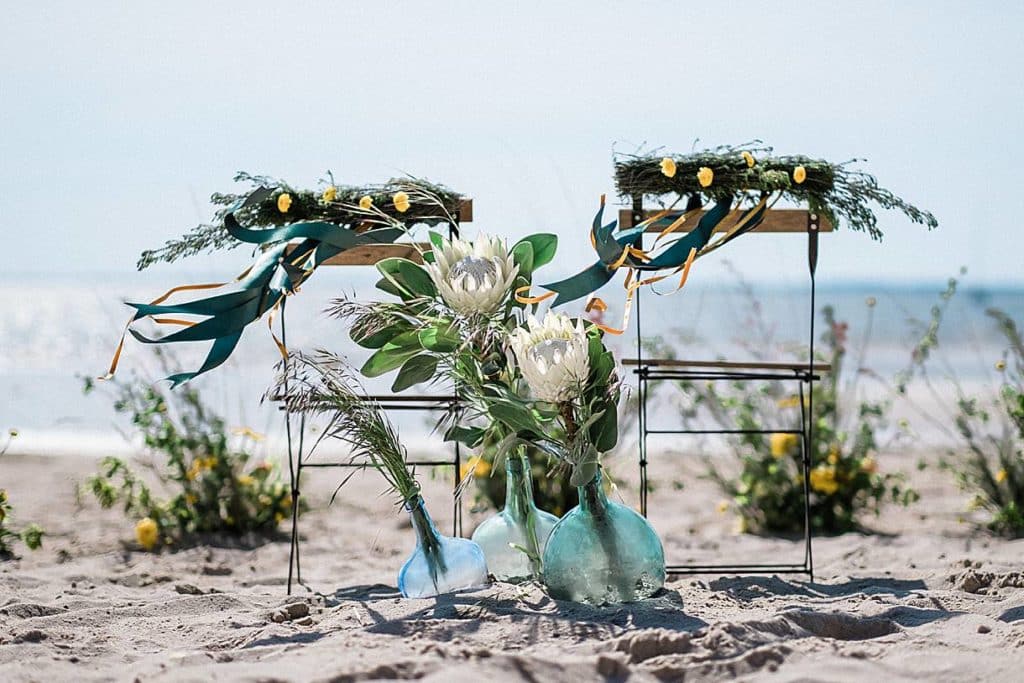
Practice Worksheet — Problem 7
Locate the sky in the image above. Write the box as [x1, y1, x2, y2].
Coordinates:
[2, 1, 1022, 289]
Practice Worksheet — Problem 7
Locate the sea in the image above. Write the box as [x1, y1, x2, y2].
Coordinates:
[1, 269, 1021, 460]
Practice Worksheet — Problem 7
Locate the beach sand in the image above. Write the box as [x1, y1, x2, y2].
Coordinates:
[2, 450, 1023, 682]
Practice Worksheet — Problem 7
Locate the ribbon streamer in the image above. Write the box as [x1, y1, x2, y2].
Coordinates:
[103, 187, 407, 387]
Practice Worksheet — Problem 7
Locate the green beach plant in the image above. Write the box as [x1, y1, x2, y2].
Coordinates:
[648, 294, 917, 534]
[0, 429, 44, 558]
[899, 274, 1024, 536]
[81, 363, 292, 551]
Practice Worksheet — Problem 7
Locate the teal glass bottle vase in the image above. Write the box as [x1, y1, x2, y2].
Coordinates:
[397, 495, 489, 598]
[471, 451, 559, 582]
[542, 471, 666, 604]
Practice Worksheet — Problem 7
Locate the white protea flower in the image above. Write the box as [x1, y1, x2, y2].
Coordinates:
[509, 313, 590, 403]
[427, 233, 519, 316]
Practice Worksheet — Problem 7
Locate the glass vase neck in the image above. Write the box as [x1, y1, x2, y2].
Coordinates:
[404, 495, 441, 548]
[504, 451, 534, 519]
[577, 470, 608, 515]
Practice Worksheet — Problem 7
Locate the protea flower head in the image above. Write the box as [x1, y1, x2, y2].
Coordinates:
[508, 313, 590, 403]
[427, 233, 519, 316]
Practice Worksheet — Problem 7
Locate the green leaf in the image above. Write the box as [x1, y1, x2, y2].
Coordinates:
[511, 241, 535, 280]
[391, 354, 438, 392]
[570, 460, 599, 487]
[515, 234, 558, 270]
[488, 400, 541, 435]
[590, 405, 618, 453]
[360, 332, 423, 377]
[428, 231, 445, 251]
[375, 276, 405, 299]
[376, 257, 437, 299]
[352, 321, 410, 349]
[444, 424, 485, 448]
[418, 323, 461, 352]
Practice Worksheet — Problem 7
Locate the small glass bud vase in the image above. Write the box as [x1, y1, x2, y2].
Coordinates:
[541, 471, 665, 604]
[471, 451, 560, 582]
[397, 495, 489, 598]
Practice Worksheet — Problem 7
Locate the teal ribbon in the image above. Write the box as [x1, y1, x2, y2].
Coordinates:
[123, 188, 404, 387]
[542, 198, 734, 308]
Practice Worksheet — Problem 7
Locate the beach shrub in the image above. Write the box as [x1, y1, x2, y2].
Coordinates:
[649, 298, 917, 534]
[81, 372, 292, 551]
[900, 275, 1024, 536]
[0, 429, 44, 558]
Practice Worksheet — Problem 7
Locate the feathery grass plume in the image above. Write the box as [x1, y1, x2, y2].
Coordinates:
[137, 173, 464, 270]
[614, 142, 938, 241]
[276, 350, 421, 506]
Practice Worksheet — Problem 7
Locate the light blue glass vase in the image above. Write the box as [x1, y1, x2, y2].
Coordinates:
[471, 451, 559, 582]
[397, 496, 489, 598]
[542, 471, 666, 604]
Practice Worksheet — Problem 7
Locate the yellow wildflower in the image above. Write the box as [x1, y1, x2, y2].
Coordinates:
[459, 457, 491, 480]
[793, 166, 807, 185]
[321, 186, 337, 203]
[359, 195, 373, 210]
[392, 191, 410, 213]
[827, 445, 840, 465]
[203, 456, 218, 470]
[716, 499, 730, 514]
[277, 193, 292, 213]
[185, 494, 197, 505]
[733, 516, 748, 534]
[697, 166, 714, 188]
[809, 466, 840, 495]
[237, 475, 256, 487]
[135, 517, 159, 551]
[776, 395, 802, 409]
[660, 157, 677, 178]
[274, 512, 285, 524]
[231, 426, 265, 442]
[996, 469, 1008, 484]
[186, 460, 202, 481]
[770, 432, 799, 458]
[861, 456, 878, 474]
[995, 360, 1006, 371]
[741, 151, 755, 168]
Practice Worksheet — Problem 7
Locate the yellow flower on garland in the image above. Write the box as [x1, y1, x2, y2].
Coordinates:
[793, 166, 807, 185]
[135, 517, 159, 551]
[359, 195, 373, 210]
[809, 466, 840, 495]
[996, 468, 1008, 484]
[770, 432, 799, 458]
[660, 157, 677, 178]
[277, 193, 292, 213]
[321, 186, 337, 203]
[742, 151, 755, 168]
[697, 166, 714, 188]
[392, 191, 410, 213]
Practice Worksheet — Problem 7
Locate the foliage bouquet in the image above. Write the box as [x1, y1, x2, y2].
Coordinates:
[334, 229, 563, 581]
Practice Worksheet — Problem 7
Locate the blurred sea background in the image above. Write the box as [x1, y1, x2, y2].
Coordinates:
[3, 261, 1020, 461]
